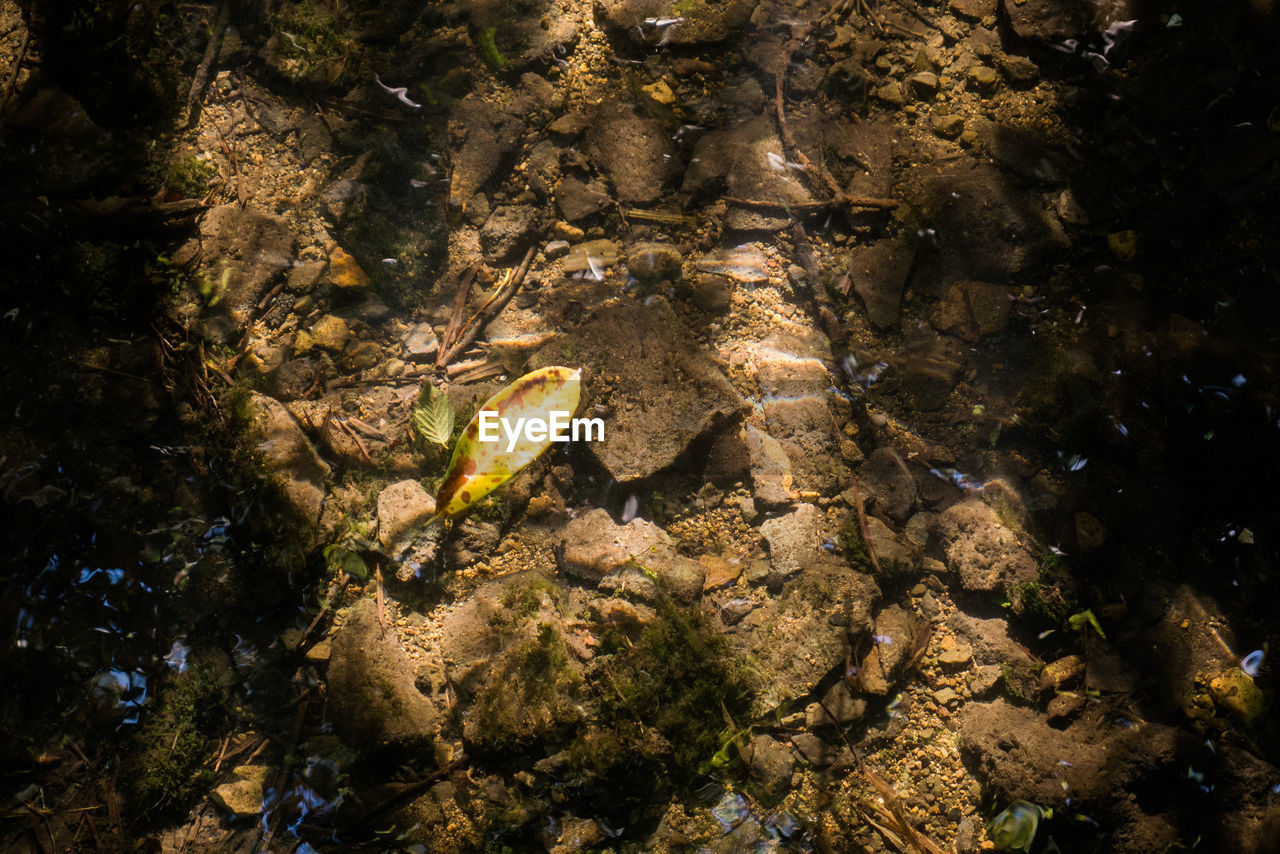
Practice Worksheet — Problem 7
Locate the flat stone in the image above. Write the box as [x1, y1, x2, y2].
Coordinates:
[933, 686, 958, 706]
[377, 480, 437, 552]
[848, 238, 914, 329]
[968, 65, 999, 94]
[448, 95, 525, 209]
[907, 72, 939, 98]
[938, 644, 974, 666]
[875, 80, 906, 106]
[245, 393, 330, 536]
[556, 175, 613, 222]
[596, 0, 754, 45]
[1040, 655, 1085, 692]
[916, 164, 1067, 279]
[328, 598, 439, 747]
[859, 604, 918, 694]
[530, 297, 745, 481]
[745, 735, 794, 803]
[189, 204, 296, 321]
[319, 178, 367, 227]
[860, 447, 918, 524]
[310, 314, 350, 352]
[760, 503, 823, 578]
[733, 564, 879, 712]
[626, 242, 683, 281]
[744, 426, 798, 507]
[211, 765, 271, 818]
[401, 323, 440, 361]
[937, 498, 1039, 594]
[562, 239, 622, 275]
[559, 509, 670, 582]
[584, 102, 678, 204]
[949, 0, 996, 19]
[480, 204, 540, 262]
[934, 281, 1013, 341]
[932, 114, 966, 140]
[1000, 0, 1086, 44]
[792, 733, 836, 767]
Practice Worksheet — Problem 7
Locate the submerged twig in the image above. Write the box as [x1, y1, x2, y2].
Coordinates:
[850, 481, 884, 577]
[181, 0, 230, 128]
[862, 768, 949, 854]
[436, 263, 480, 367]
[437, 246, 535, 368]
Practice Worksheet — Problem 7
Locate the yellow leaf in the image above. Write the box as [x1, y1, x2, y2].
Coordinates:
[434, 366, 582, 520]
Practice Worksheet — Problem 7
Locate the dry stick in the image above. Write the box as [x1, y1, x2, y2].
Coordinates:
[337, 419, 374, 465]
[863, 768, 950, 854]
[0, 26, 29, 116]
[725, 195, 897, 211]
[438, 246, 535, 367]
[293, 571, 351, 652]
[182, 0, 230, 128]
[436, 263, 480, 367]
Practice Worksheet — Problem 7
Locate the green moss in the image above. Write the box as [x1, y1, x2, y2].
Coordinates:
[469, 625, 583, 751]
[122, 653, 229, 816]
[502, 573, 560, 620]
[474, 26, 508, 71]
[589, 596, 754, 779]
[163, 156, 216, 199]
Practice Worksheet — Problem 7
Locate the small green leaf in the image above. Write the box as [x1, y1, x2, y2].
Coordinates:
[413, 386, 455, 447]
[1068, 608, 1106, 639]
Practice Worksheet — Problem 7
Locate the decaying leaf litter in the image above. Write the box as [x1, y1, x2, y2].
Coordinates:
[4, 0, 1280, 851]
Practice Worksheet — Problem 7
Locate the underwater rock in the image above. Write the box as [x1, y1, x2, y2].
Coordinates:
[626, 242, 683, 282]
[806, 681, 867, 728]
[937, 498, 1038, 594]
[377, 480, 436, 552]
[1210, 668, 1266, 727]
[584, 102, 678, 205]
[916, 164, 1067, 280]
[760, 503, 823, 579]
[744, 425, 798, 507]
[180, 204, 296, 322]
[960, 699, 1189, 848]
[530, 297, 745, 481]
[309, 314, 351, 352]
[857, 604, 919, 695]
[448, 95, 526, 209]
[480, 204, 540, 262]
[596, 0, 754, 45]
[555, 175, 613, 222]
[1000, 0, 1086, 45]
[562, 238, 621, 275]
[210, 764, 270, 818]
[245, 393, 330, 537]
[319, 178, 367, 227]
[401, 323, 440, 362]
[933, 281, 1013, 342]
[732, 562, 878, 712]
[327, 598, 439, 748]
[848, 237, 914, 329]
[559, 509, 670, 582]
[745, 734, 794, 803]
[860, 447, 918, 524]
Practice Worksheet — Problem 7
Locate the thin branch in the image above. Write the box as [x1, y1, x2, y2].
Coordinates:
[437, 246, 535, 368]
[181, 0, 231, 128]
